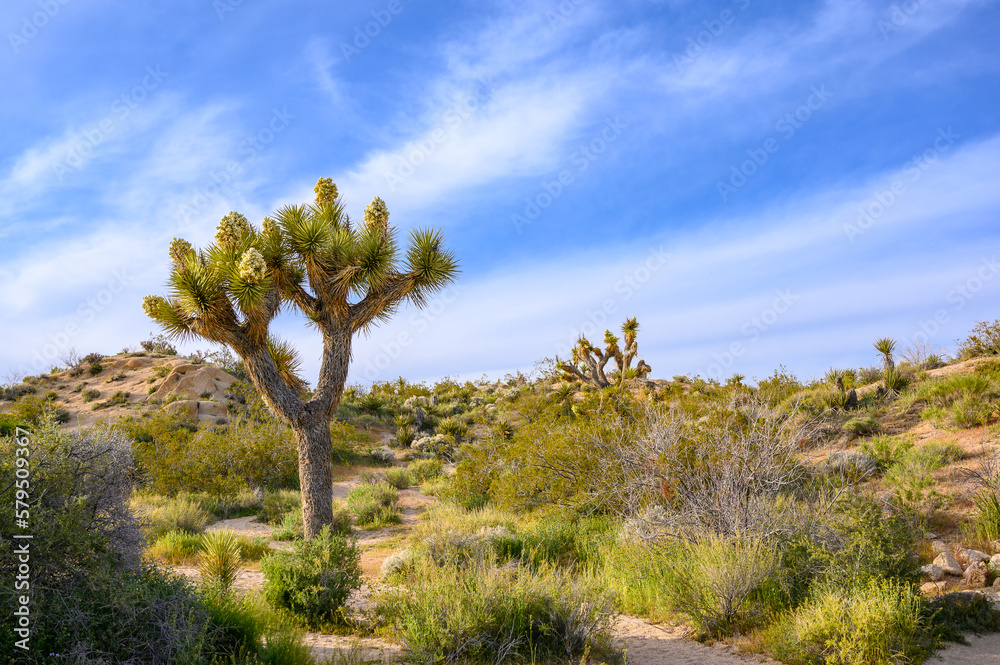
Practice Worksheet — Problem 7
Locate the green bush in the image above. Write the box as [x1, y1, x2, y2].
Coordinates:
[121, 410, 299, 497]
[763, 579, 928, 665]
[81, 387, 100, 402]
[407, 458, 443, 482]
[346, 482, 401, 527]
[132, 494, 212, 540]
[261, 525, 362, 626]
[967, 491, 1000, 543]
[384, 466, 412, 489]
[958, 319, 1000, 358]
[659, 533, 784, 637]
[260, 489, 301, 525]
[844, 416, 880, 437]
[148, 529, 203, 564]
[373, 553, 616, 664]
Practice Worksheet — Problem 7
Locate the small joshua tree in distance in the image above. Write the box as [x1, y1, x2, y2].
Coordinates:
[143, 178, 459, 538]
[558, 317, 652, 389]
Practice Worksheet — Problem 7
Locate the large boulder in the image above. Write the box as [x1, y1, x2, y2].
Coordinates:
[921, 564, 945, 582]
[933, 551, 964, 577]
[963, 561, 989, 589]
[154, 364, 236, 402]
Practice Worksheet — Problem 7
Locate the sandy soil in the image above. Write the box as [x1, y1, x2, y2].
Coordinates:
[613, 616, 779, 664]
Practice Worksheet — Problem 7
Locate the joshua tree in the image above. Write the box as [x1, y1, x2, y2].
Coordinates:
[143, 178, 458, 538]
[558, 317, 652, 388]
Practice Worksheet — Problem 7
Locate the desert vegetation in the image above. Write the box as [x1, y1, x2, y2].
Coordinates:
[6, 206, 1000, 665]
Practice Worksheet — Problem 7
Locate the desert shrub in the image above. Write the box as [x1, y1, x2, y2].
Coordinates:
[369, 445, 395, 465]
[199, 529, 243, 593]
[884, 445, 951, 518]
[204, 591, 314, 665]
[407, 458, 443, 482]
[914, 374, 999, 428]
[133, 495, 213, 540]
[346, 482, 401, 527]
[10, 395, 54, 427]
[384, 466, 412, 489]
[0, 382, 35, 401]
[81, 387, 100, 402]
[373, 553, 616, 664]
[272, 510, 304, 541]
[659, 533, 784, 637]
[261, 525, 362, 626]
[149, 529, 204, 564]
[92, 389, 129, 409]
[958, 319, 1000, 358]
[859, 435, 914, 471]
[0, 412, 28, 437]
[817, 497, 923, 589]
[437, 416, 469, 440]
[819, 450, 879, 482]
[88, 360, 104, 375]
[966, 491, 1000, 543]
[140, 332, 178, 355]
[844, 415, 879, 437]
[260, 489, 301, 524]
[0, 426, 242, 662]
[121, 410, 299, 497]
[598, 534, 678, 622]
[924, 592, 1000, 644]
[762, 579, 927, 665]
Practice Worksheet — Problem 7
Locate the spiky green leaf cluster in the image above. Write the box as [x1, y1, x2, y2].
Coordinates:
[143, 178, 460, 393]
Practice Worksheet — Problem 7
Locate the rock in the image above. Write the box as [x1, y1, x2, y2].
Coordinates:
[164, 400, 198, 419]
[934, 551, 964, 576]
[163, 399, 228, 422]
[431, 394, 439, 406]
[921, 564, 945, 582]
[991, 554, 1000, 570]
[413, 406, 426, 429]
[956, 548, 972, 566]
[991, 540, 1000, 555]
[931, 540, 950, 554]
[994, 577, 1000, 590]
[921, 581, 947, 595]
[923, 532, 938, 540]
[967, 549, 991, 564]
[154, 364, 236, 401]
[963, 561, 989, 589]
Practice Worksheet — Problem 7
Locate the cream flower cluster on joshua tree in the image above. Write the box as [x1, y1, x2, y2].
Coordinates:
[216, 211, 251, 246]
[237, 247, 267, 283]
[364, 196, 389, 230]
[169, 238, 193, 263]
[142, 295, 166, 318]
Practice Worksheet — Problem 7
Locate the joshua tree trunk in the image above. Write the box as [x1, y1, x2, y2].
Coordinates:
[294, 410, 334, 537]
[236, 327, 352, 539]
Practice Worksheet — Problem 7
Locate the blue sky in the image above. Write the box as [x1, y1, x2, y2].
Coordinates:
[2, 0, 1000, 387]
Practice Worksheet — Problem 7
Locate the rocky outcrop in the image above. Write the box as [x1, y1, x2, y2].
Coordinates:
[164, 399, 229, 423]
[933, 551, 964, 577]
[154, 364, 236, 402]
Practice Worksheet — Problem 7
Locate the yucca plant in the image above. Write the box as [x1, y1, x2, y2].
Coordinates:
[199, 529, 243, 593]
[143, 178, 459, 538]
[875, 337, 902, 397]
